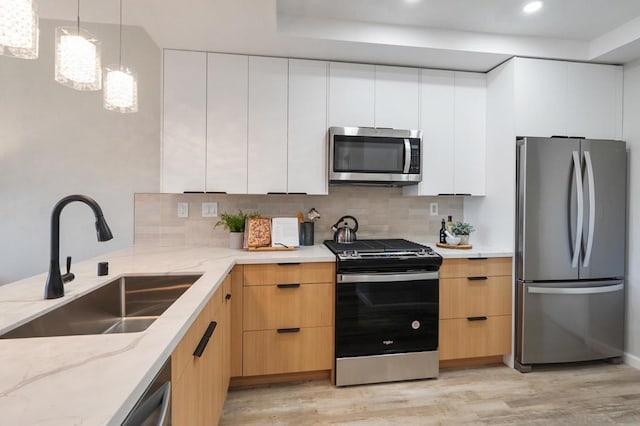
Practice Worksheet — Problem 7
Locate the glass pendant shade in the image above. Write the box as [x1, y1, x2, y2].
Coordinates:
[103, 65, 138, 113]
[55, 27, 102, 91]
[0, 0, 39, 59]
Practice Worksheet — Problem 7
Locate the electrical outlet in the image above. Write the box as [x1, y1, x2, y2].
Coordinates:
[177, 202, 189, 218]
[430, 202, 438, 216]
[202, 202, 218, 218]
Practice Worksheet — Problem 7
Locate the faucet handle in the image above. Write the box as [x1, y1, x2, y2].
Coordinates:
[62, 256, 75, 284]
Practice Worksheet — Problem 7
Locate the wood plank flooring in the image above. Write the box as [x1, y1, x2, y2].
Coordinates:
[221, 363, 640, 425]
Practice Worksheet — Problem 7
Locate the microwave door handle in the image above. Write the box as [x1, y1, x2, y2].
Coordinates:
[403, 139, 411, 173]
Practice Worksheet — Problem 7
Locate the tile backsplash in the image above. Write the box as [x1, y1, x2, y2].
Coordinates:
[134, 187, 463, 247]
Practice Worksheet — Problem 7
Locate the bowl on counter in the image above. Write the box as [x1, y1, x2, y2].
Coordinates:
[446, 235, 461, 245]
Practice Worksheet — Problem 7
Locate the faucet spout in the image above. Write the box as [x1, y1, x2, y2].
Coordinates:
[45, 195, 113, 299]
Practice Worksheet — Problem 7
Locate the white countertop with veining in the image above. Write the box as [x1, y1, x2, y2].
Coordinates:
[0, 243, 511, 425]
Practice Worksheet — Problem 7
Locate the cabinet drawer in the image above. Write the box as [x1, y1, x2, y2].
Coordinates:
[243, 262, 334, 286]
[243, 283, 333, 330]
[440, 276, 512, 319]
[243, 326, 333, 375]
[439, 316, 512, 360]
[439, 257, 511, 279]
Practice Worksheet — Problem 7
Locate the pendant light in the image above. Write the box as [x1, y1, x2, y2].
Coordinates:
[0, 0, 39, 59]
[54, 0, 101, 91]
[103, 0, 137, 113]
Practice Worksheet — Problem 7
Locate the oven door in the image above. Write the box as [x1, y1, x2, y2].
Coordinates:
[335, 271, 438, 358]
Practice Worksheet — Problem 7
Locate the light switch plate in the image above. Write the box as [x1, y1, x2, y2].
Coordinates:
[430, 202, 438, 216]
[177, 202, 189, 218]
[202, 202, 218, 218]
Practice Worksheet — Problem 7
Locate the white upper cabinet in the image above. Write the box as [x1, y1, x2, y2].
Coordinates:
[566, 62, 623, 140]
[405, 69, 455, 196]
[247, 56, 289, 194]
[162, 50, 207, 193]
[288, 59, 328, 195]
[328, 62, 375, 128]
[374, 66, 420, 129]
[454, 72, 486, 196]
[514, 58, 568, 138]
[405, 70, 486, 197]
[206, 53, 248, 194]
[514, 58, 622, 140]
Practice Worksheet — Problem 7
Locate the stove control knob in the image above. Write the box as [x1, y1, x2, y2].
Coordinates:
[351, 250, 358, 257]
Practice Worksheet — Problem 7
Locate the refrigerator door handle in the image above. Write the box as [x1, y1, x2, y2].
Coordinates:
[584, 151, 596, 268]
[528, 283, 623, 295]
[571, 151, 584, 269]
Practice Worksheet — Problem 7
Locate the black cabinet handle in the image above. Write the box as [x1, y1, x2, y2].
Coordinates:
[467, 316, 488, 321]
[467, 276, 488, 281]
[277, 262, 301, 266]
[225, 293, 231, 300]
[277, 327, 300, 334]
[193, 321, 217, 358]
[468, 257, 488, 261]
[277, 283, 300, 289]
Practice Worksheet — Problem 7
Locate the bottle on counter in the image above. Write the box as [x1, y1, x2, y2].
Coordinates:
[439, 219, 447, 243]
[446, 215, 454, 233]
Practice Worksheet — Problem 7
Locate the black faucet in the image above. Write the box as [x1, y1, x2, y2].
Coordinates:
[45, 195, 113, 299]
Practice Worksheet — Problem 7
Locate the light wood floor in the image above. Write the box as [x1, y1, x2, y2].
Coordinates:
[221, 363, 640, 425]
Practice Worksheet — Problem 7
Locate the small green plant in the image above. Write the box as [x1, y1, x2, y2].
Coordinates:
[451, 222, 475, 236]
[215, 210, 260, 233]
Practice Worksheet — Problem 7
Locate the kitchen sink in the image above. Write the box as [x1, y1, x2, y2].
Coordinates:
[0, 274, 202, 339]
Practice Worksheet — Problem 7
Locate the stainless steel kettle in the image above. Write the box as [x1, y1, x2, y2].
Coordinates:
[331, 215, 359, 243]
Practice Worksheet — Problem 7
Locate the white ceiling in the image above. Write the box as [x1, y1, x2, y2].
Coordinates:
[37, 0, 640, 72]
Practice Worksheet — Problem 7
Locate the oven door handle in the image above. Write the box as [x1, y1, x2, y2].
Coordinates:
[337, 271, 439, 283]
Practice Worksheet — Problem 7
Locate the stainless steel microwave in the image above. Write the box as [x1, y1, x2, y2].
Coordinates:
[329, 127, 422, 186]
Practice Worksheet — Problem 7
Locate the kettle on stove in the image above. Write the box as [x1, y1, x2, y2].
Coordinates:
[331, 215, 359, 243]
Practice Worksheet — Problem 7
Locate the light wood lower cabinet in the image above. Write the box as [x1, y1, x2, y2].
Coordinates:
[171, 275, 230, 425]
[439, 257, 513, 361]
[235, 262, 335, 380]
[243, 326, 333, 376]
[439, 316, 512, 360]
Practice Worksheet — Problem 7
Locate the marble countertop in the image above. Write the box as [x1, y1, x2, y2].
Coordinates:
[0, 243, 512, 425]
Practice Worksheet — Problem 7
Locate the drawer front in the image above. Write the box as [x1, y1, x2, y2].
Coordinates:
[243, 326, 333, 376]
[440, 257, 512, 279]
[440, 276, 512, 319]
[243, 283, 334, 330]
[243, 262, 335, 286]
[439, 316, 512, 360]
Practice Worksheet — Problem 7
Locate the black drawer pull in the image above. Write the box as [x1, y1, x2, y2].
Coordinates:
[277, 262, 301, 266]
[277, 327, 300, 334]
[468, 257, 488, 261]
[225, 293, 231, 300]
[193, 321, 217, 358]
[277, 283, 300, 289]
[467, 316, 488, 321]
[468, 276, 488, 281]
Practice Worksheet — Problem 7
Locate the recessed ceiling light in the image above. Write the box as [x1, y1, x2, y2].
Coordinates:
[405, 0, 421, 4]
[523, 1, 543, 14]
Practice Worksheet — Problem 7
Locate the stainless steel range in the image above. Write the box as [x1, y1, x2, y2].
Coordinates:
[324, 239, 442, 386]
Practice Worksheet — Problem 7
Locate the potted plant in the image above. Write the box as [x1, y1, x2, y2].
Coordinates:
[451, 222, 475, 245]
[215, 210, 260, 249]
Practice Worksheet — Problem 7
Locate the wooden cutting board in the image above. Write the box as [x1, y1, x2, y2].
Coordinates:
[436, 242, 472, 250]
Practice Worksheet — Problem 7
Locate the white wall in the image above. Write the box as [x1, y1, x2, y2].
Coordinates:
[0, 20, 161, 284]
[623, 59, 640, 367]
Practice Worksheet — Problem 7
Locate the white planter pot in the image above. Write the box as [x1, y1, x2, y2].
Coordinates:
[459, 235, 470, 245]
[229, 232, 244, 249]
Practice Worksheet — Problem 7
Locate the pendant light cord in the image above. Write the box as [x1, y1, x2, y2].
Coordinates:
[76, 0, 80, 34]
[119, 0, 123, 65]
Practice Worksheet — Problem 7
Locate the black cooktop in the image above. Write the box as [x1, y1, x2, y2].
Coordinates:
[324, 238, 429, 254]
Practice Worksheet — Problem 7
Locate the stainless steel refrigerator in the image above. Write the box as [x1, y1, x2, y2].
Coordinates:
[515, 137, 626, 373]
